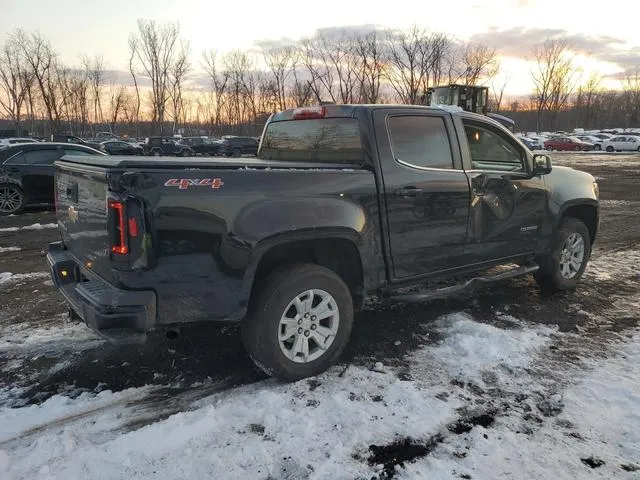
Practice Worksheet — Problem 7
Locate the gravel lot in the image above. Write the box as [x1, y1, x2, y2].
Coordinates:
[0, 152, 639, 478]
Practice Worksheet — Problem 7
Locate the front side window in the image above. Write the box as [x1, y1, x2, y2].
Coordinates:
[387, 115, 453, 169]
[463, 121, 525, 172]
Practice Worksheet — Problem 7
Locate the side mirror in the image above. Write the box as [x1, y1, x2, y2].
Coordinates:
[532, 153, 552, 176]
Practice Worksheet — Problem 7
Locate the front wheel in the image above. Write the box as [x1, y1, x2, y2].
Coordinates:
[242, 264, 354, 381]
[534, 218, 591, 291]
[606, 146, 614, 152]
[0, 184, 26, 215]
[594, 144, 601, 151]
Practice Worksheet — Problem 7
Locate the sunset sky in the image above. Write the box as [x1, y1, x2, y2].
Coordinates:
[1, 0, 638, 95]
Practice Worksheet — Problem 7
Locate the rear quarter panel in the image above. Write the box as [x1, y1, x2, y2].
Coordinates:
[115, 167, 382, 325]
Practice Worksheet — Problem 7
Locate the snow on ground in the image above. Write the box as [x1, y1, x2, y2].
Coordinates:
[3, 311, 637, 480]
[0, 272, 49, 286]
[0, 247, 21, 253]
[0, 223, 57, 232]
[406, 332, 640, 480]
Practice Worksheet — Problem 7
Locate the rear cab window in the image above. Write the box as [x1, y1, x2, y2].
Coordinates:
[386, 115, 454, 169]
[259, 118, 364, 164]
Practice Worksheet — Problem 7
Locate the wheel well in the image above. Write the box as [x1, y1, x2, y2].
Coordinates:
[252, 238, 364, 309]
[563, 205, 598, 244]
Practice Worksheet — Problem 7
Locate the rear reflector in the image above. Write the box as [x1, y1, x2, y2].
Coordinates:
[292, 106, 326, 120]
[108, 200, 128, 255]
[128, 217, 138, 237]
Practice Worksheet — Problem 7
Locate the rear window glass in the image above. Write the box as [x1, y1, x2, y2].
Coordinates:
[259, 118, 363, 163]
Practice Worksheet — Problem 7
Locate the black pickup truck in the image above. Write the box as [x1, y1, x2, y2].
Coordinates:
[47, 104, 599, 381]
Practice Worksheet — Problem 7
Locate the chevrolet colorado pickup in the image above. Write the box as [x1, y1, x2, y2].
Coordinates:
[47, 104, 599, 381]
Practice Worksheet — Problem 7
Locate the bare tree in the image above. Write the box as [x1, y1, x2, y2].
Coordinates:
[531, 39, 578, 131]
[82, 54, 105, 131]
[127, 37, 141, 135]
[299, 36, 335, 102]
[17, 30, 60, 134]
[169, 40, 190, 134]
[0, 31, 34, 134]
[314, 33, 361, 104]
[491, 69, 511, 112]
[129, 19, 181, 134]
[384, 26, 432, 104]
[622, 67, 640, 127]
[353, 32, 385, 103]
[202, 49, 229, 134]
[263, 46, 297, 111]
[456, 42, 499, 85]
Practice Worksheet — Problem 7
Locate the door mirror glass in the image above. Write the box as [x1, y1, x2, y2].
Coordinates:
[532, 154, 552, 175]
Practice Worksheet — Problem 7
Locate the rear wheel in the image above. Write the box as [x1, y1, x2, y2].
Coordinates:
[535, 218, 591, 291]
[0, 184, 25, 215]
[594, 144, 601, 151]
[242, 264, 354, 381]
[232, 148, 241, 158]
[152, 149, 162, 157]
[574, 145, 581, 151]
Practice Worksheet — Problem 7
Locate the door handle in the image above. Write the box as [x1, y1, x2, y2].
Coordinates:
[396, 187, 423, 197]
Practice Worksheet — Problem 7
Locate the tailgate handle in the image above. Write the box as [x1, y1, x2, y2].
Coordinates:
[66, 183, 79, 203]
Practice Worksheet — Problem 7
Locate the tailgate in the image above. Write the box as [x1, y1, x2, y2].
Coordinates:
[55, 162, 112, 279]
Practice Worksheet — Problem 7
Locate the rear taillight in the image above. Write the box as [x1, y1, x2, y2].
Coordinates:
[292, 105, 326, 120]
[108, 200, 128, 255]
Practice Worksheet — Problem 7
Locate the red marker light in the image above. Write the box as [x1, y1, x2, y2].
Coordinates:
[292, 106, 326, 120]
[128, 217, 138, 237]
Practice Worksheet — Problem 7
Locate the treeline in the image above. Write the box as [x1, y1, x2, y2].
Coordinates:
[0, 21, 638, 138]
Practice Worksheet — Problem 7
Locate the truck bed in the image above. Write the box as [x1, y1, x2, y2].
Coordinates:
[58, 154, 359, 171]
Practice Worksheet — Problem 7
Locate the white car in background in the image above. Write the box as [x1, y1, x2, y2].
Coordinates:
[0, 137, 39, 149]
[575, 135, 604, 151]
[602, 135, 640, 152]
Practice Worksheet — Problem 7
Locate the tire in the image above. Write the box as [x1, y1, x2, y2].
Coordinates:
[606, 146, 614, 152]
[574, 146, 581, 151]
[242, 264, 354, 382]
[232, 148, 241, 158]
[594, 144, 601, 151]
[152, 149, 162, 157]
[0, 184, 26, 215]
[534, 218, 591, 292]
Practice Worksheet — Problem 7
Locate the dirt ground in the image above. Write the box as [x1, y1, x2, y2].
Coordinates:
[1, 152, 639, 420]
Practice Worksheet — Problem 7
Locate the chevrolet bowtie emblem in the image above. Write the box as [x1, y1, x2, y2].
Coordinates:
[68, 205, 79, 223]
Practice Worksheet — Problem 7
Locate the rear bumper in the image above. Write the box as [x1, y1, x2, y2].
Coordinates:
[47, 241, 156, 345]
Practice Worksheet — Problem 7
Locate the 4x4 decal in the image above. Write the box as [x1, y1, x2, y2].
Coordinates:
[164, 178, 224, 190]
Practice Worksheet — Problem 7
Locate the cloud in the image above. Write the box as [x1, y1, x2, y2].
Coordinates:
[597, 46, 640, 71]
[469, 27, 626, 59]
[254, 24, 383, 51]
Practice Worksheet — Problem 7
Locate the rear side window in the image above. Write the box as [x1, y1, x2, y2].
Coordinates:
[24, 149, 63, 165]
[387, 116, 453, 169]
[259, 118, 364, 163]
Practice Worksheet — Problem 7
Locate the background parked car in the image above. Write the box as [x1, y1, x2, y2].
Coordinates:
[544, 136, 594, 151]
[0, 138, 40, 149]
[50, 134, 102, 150]
[178, 136, 220, 155]
[0, 142, 105, 215]
[143, 137, 195, 156]
[216, 136, 259, 157]
[100, 140, 143, 155]
[602, 136, 640, 152]
[575, 135, 604, 150]
[517, 136, 543, 150]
